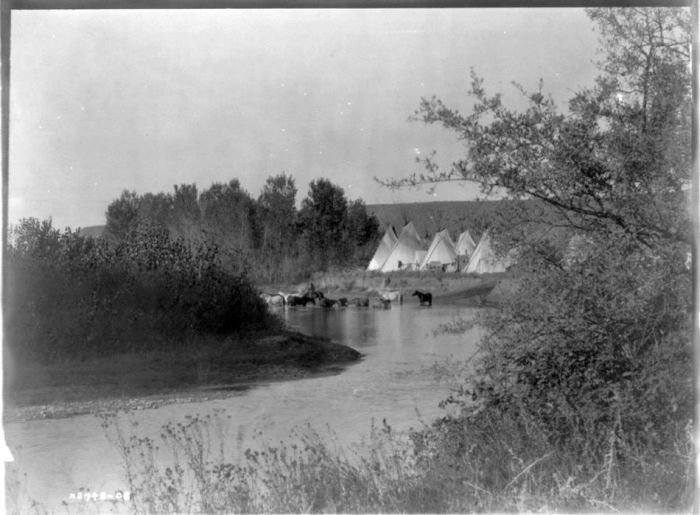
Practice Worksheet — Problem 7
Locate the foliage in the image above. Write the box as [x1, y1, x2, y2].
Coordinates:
[297, 178, 350, 270]
[257, 173, 300, 281]
[5, 218, 273, 363]
[103, 175, 381, 282]
[379, 6, 693, 509]
[402, 8, 691, 246]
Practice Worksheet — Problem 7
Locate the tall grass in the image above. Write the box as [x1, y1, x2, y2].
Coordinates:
[101, 406, 694, 514]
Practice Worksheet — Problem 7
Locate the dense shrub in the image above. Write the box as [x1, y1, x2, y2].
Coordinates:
[5, 219, 274, 363]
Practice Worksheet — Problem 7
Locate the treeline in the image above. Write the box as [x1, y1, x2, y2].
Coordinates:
[104, 174, 381, 283]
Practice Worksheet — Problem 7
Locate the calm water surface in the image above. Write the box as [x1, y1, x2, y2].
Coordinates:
[5, 304, 481, 511]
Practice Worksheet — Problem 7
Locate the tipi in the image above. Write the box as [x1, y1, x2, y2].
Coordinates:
[402, 221, 425, 247]
[420, 229, 457, 270]
[463, 231, 512, 274]
[367, 225, 398, 271]
[380, 222, 426, 272]
[455, 230, 477, 258]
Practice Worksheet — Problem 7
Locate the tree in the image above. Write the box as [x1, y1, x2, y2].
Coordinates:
[198, 180, 257, 273]
[345, 199, 381, 266]
[257, 173, 298, 280]
[298, 178, 349, 270]
[401, 8, 691, 249]
[138, 192, 175, 229]
[387, 8, 693, 507]
[105, 190, 140, 241]
[8, 217, 61, 259]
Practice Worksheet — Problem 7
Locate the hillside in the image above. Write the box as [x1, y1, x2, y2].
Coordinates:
[76, 225, 105, 238]
[366, 201, 494, 240]
[366, 199, 557, 240]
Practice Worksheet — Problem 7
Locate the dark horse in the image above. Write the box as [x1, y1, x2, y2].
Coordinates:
[287, 292, 318, 307]
[412, 290, 432, 307]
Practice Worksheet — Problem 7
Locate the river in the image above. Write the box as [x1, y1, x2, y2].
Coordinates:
[5, 303, 482, 512]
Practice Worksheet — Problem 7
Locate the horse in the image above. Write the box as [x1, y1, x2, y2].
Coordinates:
[260, 292, 285, 306]
[320, 298, 338, 308]
[412, 290, 432, 307]
[287, 293, 317, 307]
[373, 297, 392, 309]
[379, 290, 403, 304]
[350, 297, 370, 307]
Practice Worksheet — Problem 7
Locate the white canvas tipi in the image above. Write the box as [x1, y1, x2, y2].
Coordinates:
[455, 230, 477, 258]
[380, 222, 425, 272]
[420, 229, 457, 269]
[367, 225, 398, 271]
[463, 231, 512, 274]
[402, 221, 425, 247]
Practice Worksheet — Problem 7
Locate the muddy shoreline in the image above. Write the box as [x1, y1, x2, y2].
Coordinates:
[5, 331, 362, 424]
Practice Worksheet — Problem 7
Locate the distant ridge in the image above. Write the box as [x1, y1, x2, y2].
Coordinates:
[77, 225, 105, 238]
[366, 200, 508, 240]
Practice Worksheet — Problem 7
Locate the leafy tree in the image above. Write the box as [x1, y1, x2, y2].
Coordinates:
[257, 173, 298, 280]
[387, 7, 692, 508]
[345, 198, 381, 266]
[170, 183, 202, 242]
[298, 178, 349, 270]
[105, 190, 140, 241]
[138, 192, 175, 229]
[403, 8, 691, 248]
[198, 180, 258, 274]
[8, 218, 61, 259]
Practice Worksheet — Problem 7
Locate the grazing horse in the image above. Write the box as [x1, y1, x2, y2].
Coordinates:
[350, 297, 370, 307]
[412, 290, 432, 307]
[379, 290, 403, 305]
[287, 293, 317, 307]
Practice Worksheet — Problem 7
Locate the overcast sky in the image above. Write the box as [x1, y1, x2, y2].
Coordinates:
[9, 8, 601, 230]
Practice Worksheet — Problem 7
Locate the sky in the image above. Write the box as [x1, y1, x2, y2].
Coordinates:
[8, 8, 601, 230]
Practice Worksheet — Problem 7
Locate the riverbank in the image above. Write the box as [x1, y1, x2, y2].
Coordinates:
[5, 330, 362, 423]
[260, 269, 513, 307]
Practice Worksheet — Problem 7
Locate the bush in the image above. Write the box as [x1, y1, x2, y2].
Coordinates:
[433, 231, 695, 509]
[5, 219, 275, 363]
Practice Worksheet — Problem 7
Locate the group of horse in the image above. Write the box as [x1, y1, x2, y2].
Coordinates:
[259, 288, 433, 309]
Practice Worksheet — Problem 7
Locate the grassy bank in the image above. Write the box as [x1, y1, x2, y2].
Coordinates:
[5, 330, 362, 422]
